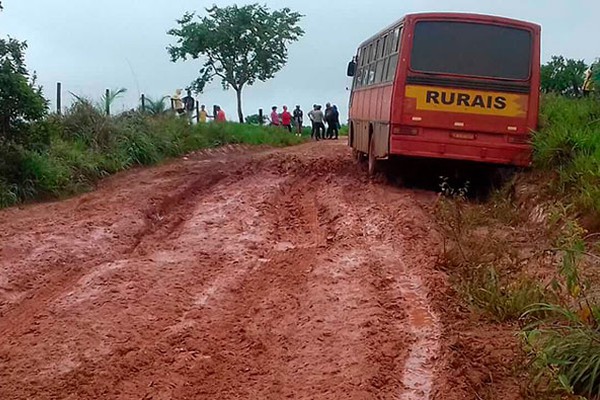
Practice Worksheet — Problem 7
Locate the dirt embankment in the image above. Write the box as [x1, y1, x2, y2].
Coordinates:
[0, 141, 514, 399]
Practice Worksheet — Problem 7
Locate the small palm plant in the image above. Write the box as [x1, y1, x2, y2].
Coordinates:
[101, 88, 127, 115]
[69, 88, 127, 115]
[143, 96, 170, 116]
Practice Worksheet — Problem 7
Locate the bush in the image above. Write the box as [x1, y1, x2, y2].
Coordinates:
[61, 99, 117, 149]
[0, 101, 305, 208]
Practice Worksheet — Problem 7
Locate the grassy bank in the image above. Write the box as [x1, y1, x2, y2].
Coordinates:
[0, 101, 305, 208]
[534, 95, 600, 224]
[436, 191, 600, 399]
[436, 95, 600, 399]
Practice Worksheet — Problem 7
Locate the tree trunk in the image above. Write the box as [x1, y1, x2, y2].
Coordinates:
[236, 88, 244, 123]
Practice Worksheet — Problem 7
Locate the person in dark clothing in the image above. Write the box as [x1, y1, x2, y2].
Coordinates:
[182, 90, 195, 123]
[325, 102, 337, 140]
[308, 104, 318, 139]
[332, 105, 341, 139]
[293, 105, 303, 136]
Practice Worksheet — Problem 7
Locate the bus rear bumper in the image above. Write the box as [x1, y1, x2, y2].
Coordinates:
[390, 132, 532, 167]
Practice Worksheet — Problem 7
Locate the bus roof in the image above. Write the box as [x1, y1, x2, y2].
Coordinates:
[358, 12, 540, 48]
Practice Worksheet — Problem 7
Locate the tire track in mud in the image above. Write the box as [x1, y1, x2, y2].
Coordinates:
[0, 166, 231, 339]
[0, 141, 444, 400]
[0, 149, 263, 337]
[319, 177, 442, 400]
[0, 152, 266, 399]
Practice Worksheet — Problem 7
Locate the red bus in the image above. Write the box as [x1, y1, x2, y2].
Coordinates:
[347, 13, 541, 175]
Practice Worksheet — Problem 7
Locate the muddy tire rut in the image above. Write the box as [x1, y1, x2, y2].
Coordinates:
[0, 141, 448, 399]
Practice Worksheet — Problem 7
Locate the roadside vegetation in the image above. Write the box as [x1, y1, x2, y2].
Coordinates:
[437, 190, 600, 399]
[0, 101, 304, 208]
[535, 95, 600, 224]
[436, 55, 600, 399]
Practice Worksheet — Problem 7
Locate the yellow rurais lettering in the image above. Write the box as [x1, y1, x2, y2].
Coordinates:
[405, 85, 528, 118]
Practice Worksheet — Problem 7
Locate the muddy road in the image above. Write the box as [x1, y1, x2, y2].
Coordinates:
[0, 141, 462, 399]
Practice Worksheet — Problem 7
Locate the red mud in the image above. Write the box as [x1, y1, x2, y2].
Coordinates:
[0, 141, 517, 399]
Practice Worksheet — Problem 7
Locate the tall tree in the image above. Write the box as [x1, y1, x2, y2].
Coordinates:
[541, 56, 588, 97]
[0, 5, 47, 142]
[168, 4, 304, 123]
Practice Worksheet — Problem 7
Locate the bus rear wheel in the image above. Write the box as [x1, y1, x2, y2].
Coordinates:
[368, 135, 378, 176]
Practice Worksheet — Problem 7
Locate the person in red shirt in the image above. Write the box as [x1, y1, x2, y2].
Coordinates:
[281, 105, 292, 132]
[216, 106, 226, 122]
[270, 106, 280, 126]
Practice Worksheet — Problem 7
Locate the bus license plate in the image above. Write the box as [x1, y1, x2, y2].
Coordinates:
[451, 132, 476, 140]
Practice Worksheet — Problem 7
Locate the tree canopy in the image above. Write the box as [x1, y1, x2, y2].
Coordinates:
[592, 59, 600, 88]
[0, 5, 47, 142]
[168, 4, 304, 122]
[541, 56, 588, 97]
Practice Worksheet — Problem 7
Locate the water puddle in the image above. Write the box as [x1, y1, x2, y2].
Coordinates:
[397, 276, 441, 400]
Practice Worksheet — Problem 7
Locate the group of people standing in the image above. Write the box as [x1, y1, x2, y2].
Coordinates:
[171, 89, 226, 123]
[269, 103, 341, 140]
[309, 103, 340, 140]
[269, 105, 303, 136]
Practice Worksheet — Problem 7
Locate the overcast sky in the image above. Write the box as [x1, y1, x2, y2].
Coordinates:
[1, 0, 598, 121]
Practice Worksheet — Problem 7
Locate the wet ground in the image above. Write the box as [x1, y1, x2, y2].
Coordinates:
[0, 141, 492, 399]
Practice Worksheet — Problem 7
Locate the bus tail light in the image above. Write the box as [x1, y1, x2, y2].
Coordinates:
[508, 135, 531, 144]
[393, 125, 420, 136]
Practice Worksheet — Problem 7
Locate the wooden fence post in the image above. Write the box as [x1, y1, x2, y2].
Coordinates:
[56, 82, 62, 115]
[258, 108, 263, 125]
[141, 94, 146, 113]
[196, 100, 200, 123]
[105, 89, 110, 116]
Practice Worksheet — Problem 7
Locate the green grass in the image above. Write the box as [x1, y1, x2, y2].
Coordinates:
[462, 266, 550, 323]
[437, 188, 600, 398]
[534, 95, 600, 221]
[524, 304, 600, 398]
[0, 103, 305, 208]
[519, 217, 600, 399]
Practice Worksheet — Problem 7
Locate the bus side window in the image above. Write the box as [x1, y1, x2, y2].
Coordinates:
[397, 27, 403, 51]
[382, 58, 390, 81]
[369, 64, 376, 85]
[381, 26, 402, 82]
[375, 59, 385, 83]
[393, 27, 401, 51]
[386, 54, 399, 81]
[354, 67, 361, 88]
[360, 46, 367, 66]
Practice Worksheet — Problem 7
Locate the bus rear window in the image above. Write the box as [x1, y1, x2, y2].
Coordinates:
[410, 21, 532, 80]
